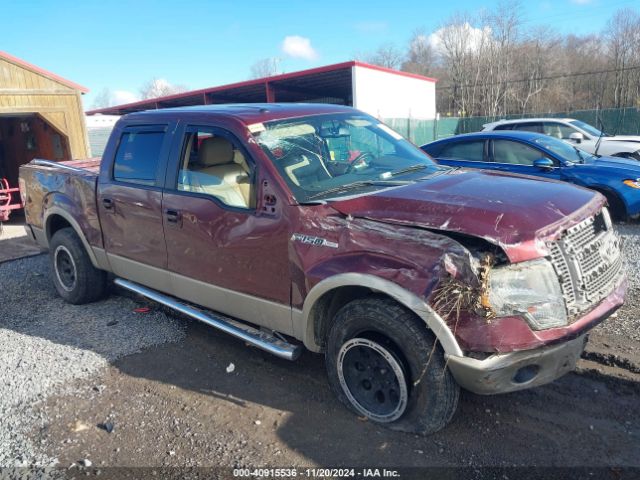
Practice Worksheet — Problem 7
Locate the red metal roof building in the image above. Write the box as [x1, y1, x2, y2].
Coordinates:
[87, 61, 437, 120]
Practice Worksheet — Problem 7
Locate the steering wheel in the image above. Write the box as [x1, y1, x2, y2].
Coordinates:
[345, 151, 374, 174]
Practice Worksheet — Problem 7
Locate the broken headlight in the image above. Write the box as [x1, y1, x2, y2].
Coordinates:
[487, 259, 567, 330]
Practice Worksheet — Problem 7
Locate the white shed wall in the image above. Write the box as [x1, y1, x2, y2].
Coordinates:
[351, 65, 436, 120]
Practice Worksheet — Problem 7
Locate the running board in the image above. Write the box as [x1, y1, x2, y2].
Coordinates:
[114, 278, 302, 361]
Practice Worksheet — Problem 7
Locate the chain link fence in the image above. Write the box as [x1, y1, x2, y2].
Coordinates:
[385, 107, 640, 146]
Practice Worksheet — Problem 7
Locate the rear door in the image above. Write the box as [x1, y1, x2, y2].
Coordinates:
[433, 139, 492, 170]
[97, 123, 174, 291]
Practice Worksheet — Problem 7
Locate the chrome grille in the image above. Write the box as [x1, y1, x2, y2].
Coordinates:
[549, 208, 624, 318]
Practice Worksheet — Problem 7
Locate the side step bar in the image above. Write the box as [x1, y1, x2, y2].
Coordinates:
[114, 278, 302, 361]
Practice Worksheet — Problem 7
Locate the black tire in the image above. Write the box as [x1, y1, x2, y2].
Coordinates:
[596, 190, 627, 222]
[49, 227, 107, 304]
[325, 297, 460, 435]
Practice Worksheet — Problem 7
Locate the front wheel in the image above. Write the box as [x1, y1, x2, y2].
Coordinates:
[325, 297, 460, 435]
[50, 227, 107, 304]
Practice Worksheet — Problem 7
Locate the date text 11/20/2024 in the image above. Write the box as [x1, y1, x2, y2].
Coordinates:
[233, 468, 400, 478]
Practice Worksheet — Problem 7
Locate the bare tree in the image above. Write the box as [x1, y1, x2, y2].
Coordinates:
[509, 27, 559, 113]
[604, 9, 640, 108]
[249, 58, 281, 79]
[401, 29, 437, 76]
[91, 87, 114, 109]
[364, 43, 404, 70]
[434, 13, 488, 116]
[139, 78, 189, 100]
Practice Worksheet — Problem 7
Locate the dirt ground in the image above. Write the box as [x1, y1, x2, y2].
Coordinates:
[1, 222, 639, 476]
[0, 215, 43, 262]
[38, 320, 639, 470]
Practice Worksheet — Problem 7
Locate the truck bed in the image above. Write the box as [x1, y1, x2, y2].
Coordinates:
[20, 157, 103, 249]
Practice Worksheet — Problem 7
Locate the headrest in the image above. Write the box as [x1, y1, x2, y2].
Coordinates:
[199, 136, 234, 166]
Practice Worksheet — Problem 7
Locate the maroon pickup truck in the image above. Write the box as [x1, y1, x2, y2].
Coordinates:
[20, 104, 626, 434]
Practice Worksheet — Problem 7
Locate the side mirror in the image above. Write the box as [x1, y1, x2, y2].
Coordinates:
[569, 132, 584, 143]
[533, 158, 555, 170]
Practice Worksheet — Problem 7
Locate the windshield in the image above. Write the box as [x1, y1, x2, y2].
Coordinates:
[533, 135, 593, 163]
[569, 120, 608, 138]
[252, 113, 440, 202]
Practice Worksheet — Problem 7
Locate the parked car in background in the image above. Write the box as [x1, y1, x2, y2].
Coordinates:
[482, 118, 640, 160]
[421, 131, 640, 221]
[20, 104, 626, 434]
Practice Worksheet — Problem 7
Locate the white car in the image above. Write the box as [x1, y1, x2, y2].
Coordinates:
[482, 118, 640, 160]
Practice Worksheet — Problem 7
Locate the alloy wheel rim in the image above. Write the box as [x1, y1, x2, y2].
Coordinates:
[337, 337, 408, 423]
[54, 245, 77, 292]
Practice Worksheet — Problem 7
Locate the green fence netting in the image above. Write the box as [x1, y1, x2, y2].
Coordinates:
[384, 107, 640, 146]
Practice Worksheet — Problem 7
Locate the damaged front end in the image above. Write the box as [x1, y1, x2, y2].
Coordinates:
[427, 205, 627, 394]
[296, 186, 626, 395]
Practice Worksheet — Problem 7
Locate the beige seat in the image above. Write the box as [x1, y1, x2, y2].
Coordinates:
[188, 137, 250, 208]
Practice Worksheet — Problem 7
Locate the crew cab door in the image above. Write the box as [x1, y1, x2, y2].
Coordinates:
[161, 124, 292, 334]
[97, 123, 174, 291]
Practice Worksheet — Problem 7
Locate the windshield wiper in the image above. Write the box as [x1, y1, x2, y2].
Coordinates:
[384, 164, 428, 177]
[308, 180, 411, 200]
[573, 147, 586, 163]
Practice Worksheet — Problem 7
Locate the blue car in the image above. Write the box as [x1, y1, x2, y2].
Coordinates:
[421, 131, 640, 220]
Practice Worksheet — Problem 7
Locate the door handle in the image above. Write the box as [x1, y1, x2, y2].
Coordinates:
[102, 198, 114, 210]
[165, 209, 182, 224]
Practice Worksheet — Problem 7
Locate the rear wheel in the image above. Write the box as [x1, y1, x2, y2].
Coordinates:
[325, 297, 460, 435]
[50, 227, 107, 304]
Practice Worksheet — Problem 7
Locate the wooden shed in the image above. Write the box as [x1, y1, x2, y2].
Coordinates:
[0, 51, 90, 190]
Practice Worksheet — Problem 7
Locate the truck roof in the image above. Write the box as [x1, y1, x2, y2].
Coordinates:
[122, 103, 358, 125]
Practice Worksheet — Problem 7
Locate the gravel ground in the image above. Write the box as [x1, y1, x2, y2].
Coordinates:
[593, 223, 640, 342]
[0, 254, 186, 467]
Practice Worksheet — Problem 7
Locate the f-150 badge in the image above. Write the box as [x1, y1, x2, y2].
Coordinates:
[291, 233, 338, 248]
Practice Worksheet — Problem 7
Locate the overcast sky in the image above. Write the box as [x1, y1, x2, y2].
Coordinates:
[2, 0, 636, 108]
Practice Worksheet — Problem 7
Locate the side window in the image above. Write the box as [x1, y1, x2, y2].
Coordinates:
[493, 124, 514, 131]
[113, 130, 165, 185]
[542, 122, 576, 140]
[177, 127, 253, 209]
[493, 140, 547, 166]
[438, 141, 485, 162]
[513, 122, 543, 133]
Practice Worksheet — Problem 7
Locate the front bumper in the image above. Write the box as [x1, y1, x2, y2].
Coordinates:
[446, 334, 587, 395]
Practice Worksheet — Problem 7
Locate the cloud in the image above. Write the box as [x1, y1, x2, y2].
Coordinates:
[281, 35, 318, 60]
[354, 21, 388, 33]
[428, 22, 492, 56]
[113, 90, 139, 104]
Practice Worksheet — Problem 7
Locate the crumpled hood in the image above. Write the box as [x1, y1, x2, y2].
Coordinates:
[330, 168, 603, 262]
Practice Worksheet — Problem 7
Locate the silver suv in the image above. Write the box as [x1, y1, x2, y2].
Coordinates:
[482, 118, 640, 160]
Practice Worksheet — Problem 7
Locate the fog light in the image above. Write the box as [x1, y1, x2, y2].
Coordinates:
[513, 365, 540, 384]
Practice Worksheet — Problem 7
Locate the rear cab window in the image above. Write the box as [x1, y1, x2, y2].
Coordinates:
[113, 126, 167, 186]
